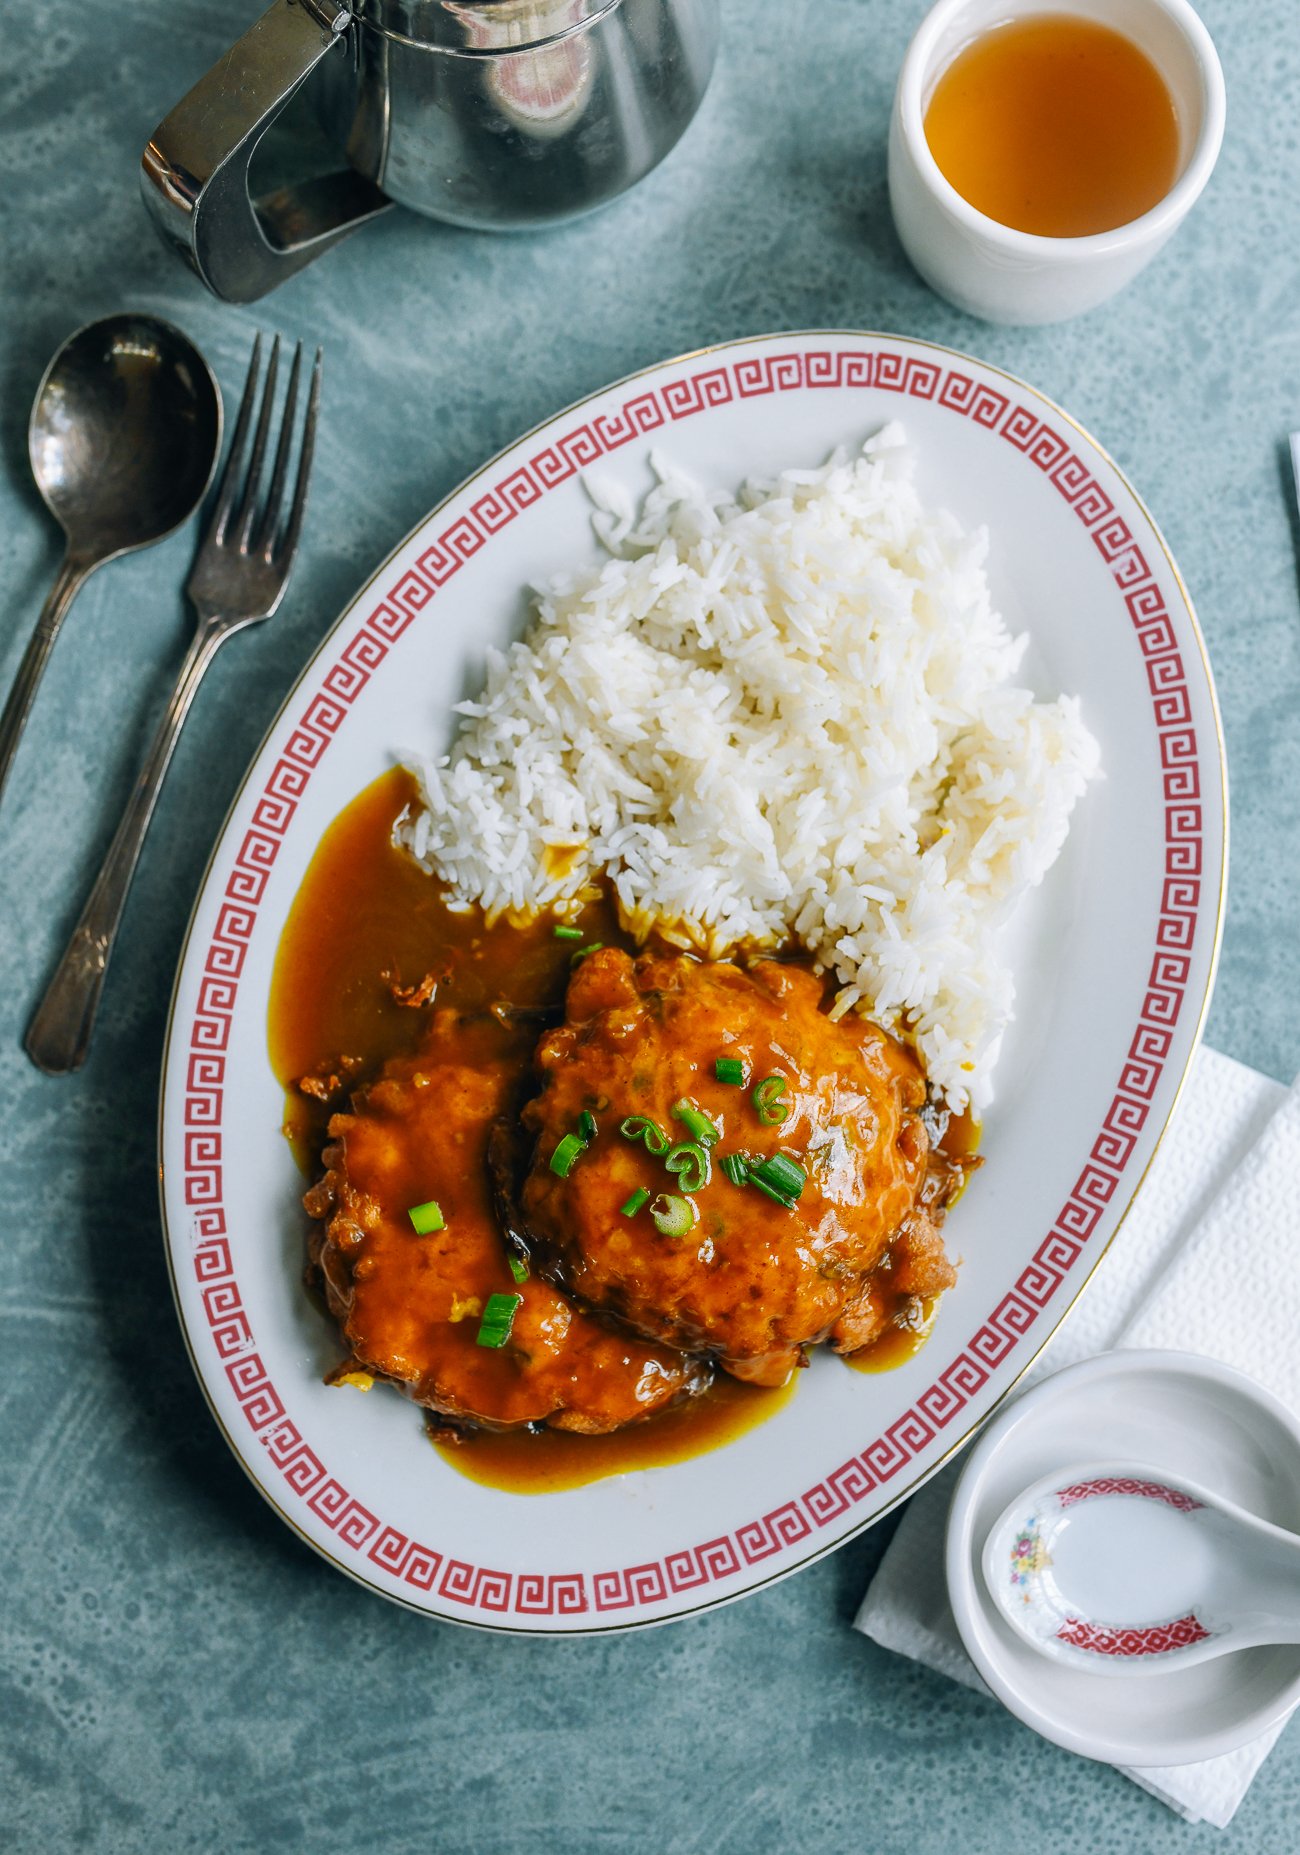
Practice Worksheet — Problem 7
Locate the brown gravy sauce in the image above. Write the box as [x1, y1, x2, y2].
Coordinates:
[438, 1373, 799, 1495]
[268, 768, 973, 1494]
[843, 1296, 940, 1375]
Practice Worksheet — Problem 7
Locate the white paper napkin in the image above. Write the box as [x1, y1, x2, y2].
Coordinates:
[855, 1045, 1299, 1827]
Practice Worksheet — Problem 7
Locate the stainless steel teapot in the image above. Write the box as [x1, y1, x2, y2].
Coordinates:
[142, 0, 719, 303]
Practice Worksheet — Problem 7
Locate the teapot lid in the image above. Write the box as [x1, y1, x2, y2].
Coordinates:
[350, 0, 622, 54]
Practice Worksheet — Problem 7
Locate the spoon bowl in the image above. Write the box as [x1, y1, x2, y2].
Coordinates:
[983, 1459, 1300, 1675]
[29, 313, 222, 557]
[0, 314, 221, 811]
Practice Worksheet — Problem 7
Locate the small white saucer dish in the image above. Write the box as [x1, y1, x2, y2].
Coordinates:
[946, 1350, 1300, 1765]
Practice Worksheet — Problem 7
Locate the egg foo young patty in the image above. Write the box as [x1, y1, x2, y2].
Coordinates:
[518, 947, 953, 1388]
[303, 1008, 710, 1435]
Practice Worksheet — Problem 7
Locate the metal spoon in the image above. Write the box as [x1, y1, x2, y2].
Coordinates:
[0, 313, 222, 809]
[983, 1459, 1300, 1674]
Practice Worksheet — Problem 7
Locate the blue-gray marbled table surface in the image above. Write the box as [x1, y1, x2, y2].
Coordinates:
[3, 2, 1299, 1849]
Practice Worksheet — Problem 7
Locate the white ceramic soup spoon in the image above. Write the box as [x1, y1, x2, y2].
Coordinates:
[982, 1460, 1300, 1675]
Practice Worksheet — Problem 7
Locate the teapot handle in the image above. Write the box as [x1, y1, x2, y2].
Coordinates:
[141, 0, 393, 303]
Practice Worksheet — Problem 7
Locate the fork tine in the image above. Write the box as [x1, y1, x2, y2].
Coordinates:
[275, 348, 322, 565]
[211, 334, 263, 545]
[234, 334, 281, 549]
[254, 342, 303, 559]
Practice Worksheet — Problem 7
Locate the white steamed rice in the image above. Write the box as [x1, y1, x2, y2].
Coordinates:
[399, 423, 1100, 1113]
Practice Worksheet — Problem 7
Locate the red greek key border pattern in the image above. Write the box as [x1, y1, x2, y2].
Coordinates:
[177, 346, 1209, 1619]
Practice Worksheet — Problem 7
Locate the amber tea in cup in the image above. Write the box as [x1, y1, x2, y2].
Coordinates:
[889, 0, 1225, 322]
[923, 12, 1181, 237]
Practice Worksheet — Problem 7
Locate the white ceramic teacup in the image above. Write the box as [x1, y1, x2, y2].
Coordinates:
[888, 0, 1227, 325]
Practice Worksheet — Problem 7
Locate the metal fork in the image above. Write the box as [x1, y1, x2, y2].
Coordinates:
[26, 335, 322, 1075]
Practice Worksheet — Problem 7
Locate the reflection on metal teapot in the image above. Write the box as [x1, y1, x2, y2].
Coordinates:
[141, 0, 720, 303]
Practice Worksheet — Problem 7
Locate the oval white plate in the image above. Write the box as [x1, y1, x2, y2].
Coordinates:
[159, 331, 1226, 1633]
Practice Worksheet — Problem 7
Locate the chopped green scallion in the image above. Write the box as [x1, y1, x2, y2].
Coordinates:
[671, 1098, 720, 1147]
[714, 1057, 745, 1086]
[649, 1192, 697, 1239]
[719, 1153, 750, 1187]
[552, 924, 584, 941]
[620, 1187, 650, 1217]
[664, 1140, 712, 1194]
[746, 1172, 797, 1209]
[619, 1115, 670, 1156]
[752, 1075, 790, 1125]
[507, 1253, 529, 1284]
[570, 942, 604, 964]
[577, 1109, 598, 1142]
[750, 1153, 807, 1201]
[407, 1199, 445, 1234]
[475, 1292, 523, 1348]
[549, 1132, 587, 1177]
